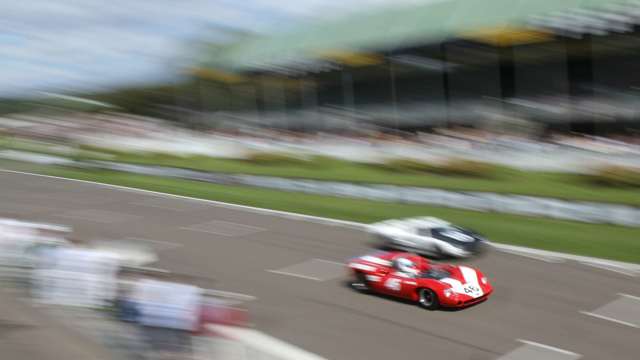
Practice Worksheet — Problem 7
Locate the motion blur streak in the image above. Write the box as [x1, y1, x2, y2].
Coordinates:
[1, 0, 640, 359]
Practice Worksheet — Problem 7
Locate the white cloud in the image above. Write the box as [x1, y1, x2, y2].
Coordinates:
[0, 0, 432, 95]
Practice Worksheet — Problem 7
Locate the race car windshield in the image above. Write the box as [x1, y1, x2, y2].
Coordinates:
[420, 267, 450, 280]
[431, 227, 480, 244]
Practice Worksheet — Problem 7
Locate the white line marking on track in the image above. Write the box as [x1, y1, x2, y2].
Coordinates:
[497, 249, 565, 263]
[180, 226, 258, 237]
[618, 293, 640, 301]
[516, 340, 581, 356]
[123, 237, 183, 250]
[4, 169, 640, 273]
[266, 270, 322, 281]
[489, 242, 640, 273]
[579, 262, 638, 277]
[270, 259, 345, 281]
[580, 311, 639, 328]
[131, 202, 186, 211]
[132, 198, 207, 211]
[56, 209, 139, 223]
[313, 259, 345, 266]
[182, 220, 265, 237]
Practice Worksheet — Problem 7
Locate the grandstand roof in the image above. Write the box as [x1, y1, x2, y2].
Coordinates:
[202, 0, 625, 72]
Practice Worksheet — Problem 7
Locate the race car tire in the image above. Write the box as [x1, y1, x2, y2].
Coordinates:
[350, 272, 370, 293]
[417, 288, 439, 310]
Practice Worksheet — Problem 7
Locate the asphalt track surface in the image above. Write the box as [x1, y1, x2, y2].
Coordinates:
[1, 170, 638, 360]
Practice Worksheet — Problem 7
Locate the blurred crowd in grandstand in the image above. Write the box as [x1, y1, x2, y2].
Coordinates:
[2, 111, 639, 157]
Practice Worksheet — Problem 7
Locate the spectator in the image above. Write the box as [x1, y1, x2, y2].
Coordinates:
[131, 273, 203, 359]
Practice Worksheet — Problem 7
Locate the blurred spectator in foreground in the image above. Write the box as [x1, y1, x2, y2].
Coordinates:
[31, 245, 120, 308]
[130, 273, 203, 359]
[0, 216, 251, 359]
[0, 218, 71, 286]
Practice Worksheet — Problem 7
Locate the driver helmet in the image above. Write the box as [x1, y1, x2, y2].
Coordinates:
[394, 257, 419, 276]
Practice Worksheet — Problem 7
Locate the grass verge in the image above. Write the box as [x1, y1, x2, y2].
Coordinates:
[40, 166, 640, 264]
[3, 138, 640, 206]
[83, 149, 640, 207]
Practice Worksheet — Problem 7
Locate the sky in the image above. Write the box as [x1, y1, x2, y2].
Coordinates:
[0, 0, 428, 96]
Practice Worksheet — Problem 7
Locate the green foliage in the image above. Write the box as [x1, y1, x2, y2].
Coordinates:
[380, 158, 500, 178]
[0, 99, 38, 115]
[436, 159, 501, 178]
[589, 166, 640, 188]
[378, 158, 440, 173]
[244, 152, 310, 166]
[5, 140, 640, 205]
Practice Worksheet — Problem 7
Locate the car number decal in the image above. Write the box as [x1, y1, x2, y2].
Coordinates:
[384, 278, 402, 291]
[463, 284, 482, 297]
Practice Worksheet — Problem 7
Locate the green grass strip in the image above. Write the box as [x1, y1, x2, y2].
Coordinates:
[43, 167, 640, 264]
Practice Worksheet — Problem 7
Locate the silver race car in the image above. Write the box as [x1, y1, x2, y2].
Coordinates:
[368, 217, 487, 258]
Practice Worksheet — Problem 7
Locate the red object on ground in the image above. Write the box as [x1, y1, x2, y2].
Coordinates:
[195, 302, 248, 335]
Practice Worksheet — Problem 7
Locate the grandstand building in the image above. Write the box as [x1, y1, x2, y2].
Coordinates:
[193, 0, 640, 135]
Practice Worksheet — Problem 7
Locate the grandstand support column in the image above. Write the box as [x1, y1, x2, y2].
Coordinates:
[282, 76, 290, 130]
[223, 81, 234, 112]
[566, 35, 594, 98]
[255, 76, 265, 122]
[499, 45, 516, 99]
[173, 77, 192, 127]
[262, 75, 287, 128]
[389, 55, 399, 130]
[566, 35, 594, 134]
[300, 77, 319, 132]
[341, 70, 356, 115]
[441, 42, 451, 128]
[196, 77, 205, 125]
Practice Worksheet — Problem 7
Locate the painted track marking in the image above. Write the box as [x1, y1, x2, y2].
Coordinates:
[580, 311, 639, 328]
[266, 270, 322, 281]
[581, 293, 640, 328]
[516, 340, 580, 356]
[182, 220, 265, 237]
[268, 259, 345, 282]
[496, 339, 581, 359]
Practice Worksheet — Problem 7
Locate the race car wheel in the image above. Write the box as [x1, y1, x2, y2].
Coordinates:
[418, 288, 439, 310]
[350, 272, 370, 293]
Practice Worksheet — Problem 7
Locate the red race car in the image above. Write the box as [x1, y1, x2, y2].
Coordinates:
[347, 251, 492, 310]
